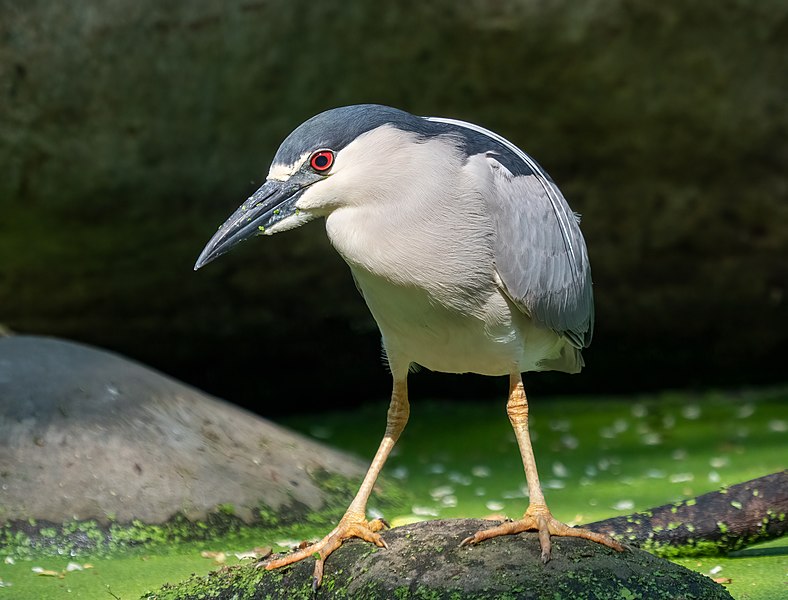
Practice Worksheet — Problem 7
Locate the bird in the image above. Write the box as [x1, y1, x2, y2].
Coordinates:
[194, 104, 624, 588]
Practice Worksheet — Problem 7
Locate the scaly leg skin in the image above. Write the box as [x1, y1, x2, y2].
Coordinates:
[461, 373, 624, 562]
[262, 378, 410, 590]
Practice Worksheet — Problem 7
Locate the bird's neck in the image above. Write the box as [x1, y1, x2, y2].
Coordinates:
[324, 193, 495, 295]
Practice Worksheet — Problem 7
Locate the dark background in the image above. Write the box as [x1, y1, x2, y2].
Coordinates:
[2, 1, 786, 415]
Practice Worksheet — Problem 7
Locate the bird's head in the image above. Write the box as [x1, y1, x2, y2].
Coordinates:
[194, 104, 433, 270]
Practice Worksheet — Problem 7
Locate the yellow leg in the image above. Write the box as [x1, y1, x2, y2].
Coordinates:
[461, 373, 624, 562]
[264, 378, 410, 588]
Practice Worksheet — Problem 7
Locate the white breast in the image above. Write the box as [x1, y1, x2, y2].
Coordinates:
[318, 128, 568, 378]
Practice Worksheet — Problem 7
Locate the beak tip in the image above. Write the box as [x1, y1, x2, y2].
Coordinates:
[193, 248, 214, 271]
[194, 178, 293, 273]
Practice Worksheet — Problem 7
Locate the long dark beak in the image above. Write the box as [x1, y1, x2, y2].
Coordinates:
[194, 178, 309, 270]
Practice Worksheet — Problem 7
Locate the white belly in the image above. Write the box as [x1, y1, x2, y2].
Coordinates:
[349, 266, 564, 378]
[324, 193, 570, 379]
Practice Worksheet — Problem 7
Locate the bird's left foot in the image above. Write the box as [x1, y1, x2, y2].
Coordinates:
[261, 513, 389, 590]
[460, 504, 625, 563]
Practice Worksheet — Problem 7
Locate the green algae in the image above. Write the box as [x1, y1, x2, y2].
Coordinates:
[3, 390, 784, 599]
[0, 512, 245, 559]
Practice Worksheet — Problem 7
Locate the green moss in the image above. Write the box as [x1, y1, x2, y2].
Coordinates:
[144, 526, 725, 600]
[0, 470, 410, 560]
[217, 503, 235, 516]
[257, 506, 280, 527]
[619, 587, 636, 600]
[642, 538, 736, 558]
[1, 510, 245, 558]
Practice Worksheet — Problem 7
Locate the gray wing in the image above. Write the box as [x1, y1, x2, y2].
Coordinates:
[425, 117, 594, 348]
[487, 161, 594, 348]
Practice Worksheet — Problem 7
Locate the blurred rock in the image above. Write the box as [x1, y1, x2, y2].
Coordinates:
[1, 1, 786, 407]
[0, 335, 369, 525]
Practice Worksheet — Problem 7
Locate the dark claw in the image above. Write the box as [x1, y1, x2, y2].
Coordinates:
[459, 535, 475, 548]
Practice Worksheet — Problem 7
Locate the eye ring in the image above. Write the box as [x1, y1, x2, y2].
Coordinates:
[309, 149, 334, 173]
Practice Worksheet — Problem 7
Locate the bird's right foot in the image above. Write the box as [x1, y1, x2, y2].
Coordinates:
[460, 503, 624, 563]
[261, 512, 389, 590]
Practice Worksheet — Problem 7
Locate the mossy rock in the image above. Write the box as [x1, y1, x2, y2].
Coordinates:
[145, 518, 732, 600]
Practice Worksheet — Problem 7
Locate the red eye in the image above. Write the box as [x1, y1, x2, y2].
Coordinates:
[310, 150, 334, 172]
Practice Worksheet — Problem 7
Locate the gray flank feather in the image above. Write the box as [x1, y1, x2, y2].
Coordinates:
[425, 116, 594, 348]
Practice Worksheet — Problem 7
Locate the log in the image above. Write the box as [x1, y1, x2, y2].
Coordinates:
[585, 470, 788, 556]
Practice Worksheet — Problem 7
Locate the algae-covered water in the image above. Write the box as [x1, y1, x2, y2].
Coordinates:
[2, 388, 786, 599]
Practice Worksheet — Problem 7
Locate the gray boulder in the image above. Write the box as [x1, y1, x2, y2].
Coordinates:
[0, 335, 375, 527]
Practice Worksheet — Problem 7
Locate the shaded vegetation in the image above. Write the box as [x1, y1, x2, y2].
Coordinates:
[1, 0, 786, 409]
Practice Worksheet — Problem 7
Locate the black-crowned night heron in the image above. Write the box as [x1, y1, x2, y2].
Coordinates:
[195, 104, 623, 586]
